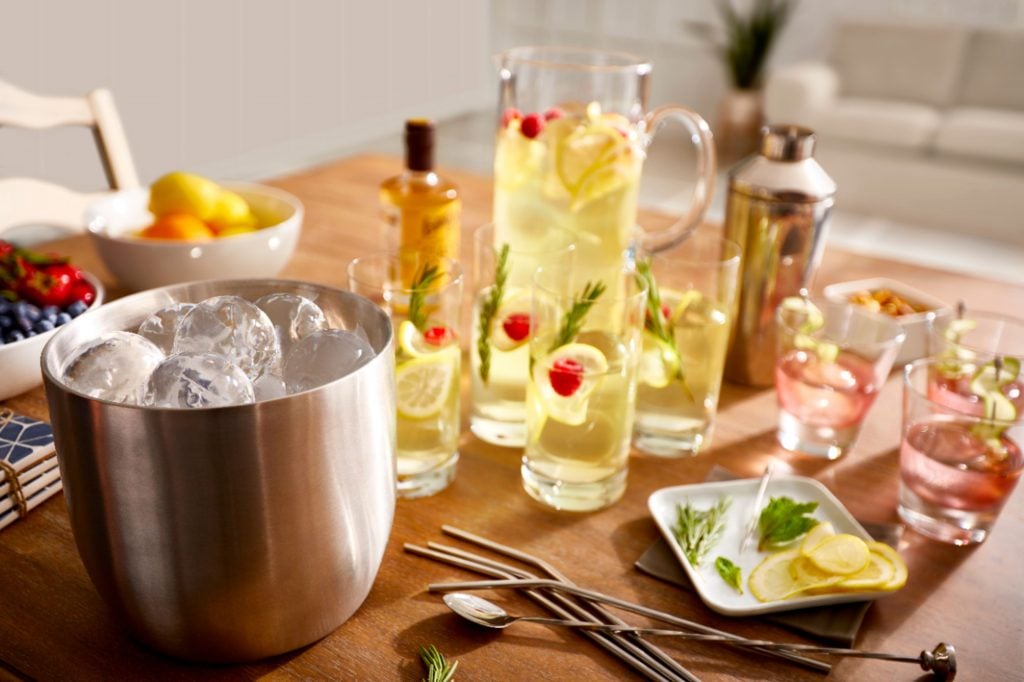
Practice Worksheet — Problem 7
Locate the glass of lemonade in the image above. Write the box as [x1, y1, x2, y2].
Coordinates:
[633, 232, 741, 456]
[774, 299, 905, 459]
[900, 359, 1023, 545]
[348, 252, 463, 499]
[470, 223, 575, 447]
[523, 265, 647, 511]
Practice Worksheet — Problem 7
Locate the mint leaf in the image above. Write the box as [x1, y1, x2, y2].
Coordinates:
[715, 556, 743, 594]
[757, 496, 819, 551]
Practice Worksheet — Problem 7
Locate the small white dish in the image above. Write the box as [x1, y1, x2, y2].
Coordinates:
[823, 277, 951, 366]
[648, 475, 890, 616]
[85, 183, 303, 292]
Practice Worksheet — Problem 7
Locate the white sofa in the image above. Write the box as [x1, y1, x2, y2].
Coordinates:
[765, 22, 1024, 246]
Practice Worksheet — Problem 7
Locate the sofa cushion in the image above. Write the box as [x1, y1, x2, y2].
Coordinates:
[957, 29, 1024, 111]
[813, 98, 940, 150]
[829, 22, 967, 107]
[934, 108, 1024, 165]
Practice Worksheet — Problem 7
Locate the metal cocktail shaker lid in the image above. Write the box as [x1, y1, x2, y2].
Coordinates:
[730, 125, 837, 203]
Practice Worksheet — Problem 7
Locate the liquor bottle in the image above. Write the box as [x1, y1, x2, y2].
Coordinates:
[380, 119, 461, 284]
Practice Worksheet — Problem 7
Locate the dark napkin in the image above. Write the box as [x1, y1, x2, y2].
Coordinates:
[635, 466, 903, 647]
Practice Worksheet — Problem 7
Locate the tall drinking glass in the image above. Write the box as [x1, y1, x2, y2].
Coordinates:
[633, 232, 741, 456]
[494, 47, 716, 286]
[523, 266, 647, 511]
[348, 253, 463, 498]
[775, 300, 905, 459]
[900, 359, 1023, 545]
[469, 223, 575, 447]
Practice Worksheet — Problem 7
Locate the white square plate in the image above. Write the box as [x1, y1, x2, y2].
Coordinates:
[648, 475, 889, 616]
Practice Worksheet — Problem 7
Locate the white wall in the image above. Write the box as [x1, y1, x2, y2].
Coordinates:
[0, 0, 491, 189]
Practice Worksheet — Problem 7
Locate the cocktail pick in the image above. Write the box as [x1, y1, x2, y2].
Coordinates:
[739, 463, 774, 552]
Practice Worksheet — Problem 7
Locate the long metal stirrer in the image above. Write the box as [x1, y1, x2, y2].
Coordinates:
[429, 577, 832, 674]
[422, 542, 695, 682]
[405, 544, 680, 682]
[439, 525, 699, 681]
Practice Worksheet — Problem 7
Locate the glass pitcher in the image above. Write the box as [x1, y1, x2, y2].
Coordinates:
[493, 46, 716, 283]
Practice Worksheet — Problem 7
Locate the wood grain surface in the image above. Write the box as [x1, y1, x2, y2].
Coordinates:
[1, 155, 1022, 681]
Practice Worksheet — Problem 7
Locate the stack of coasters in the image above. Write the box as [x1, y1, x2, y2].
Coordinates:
[0, 408, 60, 532]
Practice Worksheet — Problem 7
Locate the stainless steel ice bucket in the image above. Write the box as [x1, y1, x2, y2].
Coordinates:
[40, 279, 396, 663]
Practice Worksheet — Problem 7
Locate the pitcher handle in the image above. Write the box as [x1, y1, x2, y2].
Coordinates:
[641, 105, 717, 253]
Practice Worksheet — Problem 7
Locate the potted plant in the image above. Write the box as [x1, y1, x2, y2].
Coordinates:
[686, 0, 793, 159]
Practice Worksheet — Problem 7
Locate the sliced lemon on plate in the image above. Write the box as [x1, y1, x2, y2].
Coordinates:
[799, 521, 835, 557]
[806, 534, 871, 576]
[835, 552, 895, 591]
[531, 343, 608, 426]
[395, 347, 458, 419]
[750, 550, 835, 602]
[866, 541, 909, 591]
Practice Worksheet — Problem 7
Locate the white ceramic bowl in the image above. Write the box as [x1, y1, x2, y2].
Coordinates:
[823, 277, 951, 365]
[0, 272, 105, 401]
[85, 183, 303, 292]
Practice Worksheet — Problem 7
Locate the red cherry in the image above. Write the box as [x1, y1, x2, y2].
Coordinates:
[520, 112, 545, 139]
[501, 312, 531, 342]
[645, 304, 672, 325]
[423, 325, 455, 346]
[501, 107, 522, 128]
[549, 357, 584, 397]
[543, 107, 565, 121]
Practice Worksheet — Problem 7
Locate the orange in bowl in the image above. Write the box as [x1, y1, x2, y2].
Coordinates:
[139, 213, 215, 241]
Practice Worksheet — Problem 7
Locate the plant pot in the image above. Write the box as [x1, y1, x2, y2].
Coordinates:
[715, 88, 764, 161]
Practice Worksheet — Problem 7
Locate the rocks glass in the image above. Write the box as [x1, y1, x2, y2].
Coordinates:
[469, 223, 575, 447]
[775, 300, 905, 459]
[633, 232, 740, 456]
[900, 359, 1023, 545]
[522, 265, 647, 511]
[348, 253, 463, 498]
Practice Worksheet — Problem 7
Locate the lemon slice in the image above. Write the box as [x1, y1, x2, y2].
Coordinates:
[555, 123, 627, 197]
[836, 552, 895, 591]
[866, 541, 909, 591]
[532, 343, 608, 426]
[639, 331, 679, 389]
[799, 521, 835, 557]
[788, 556, 843, 594]
[807, 534, 871, 576]
[750, 549, 828, 602]
[395, 347, 458, 419]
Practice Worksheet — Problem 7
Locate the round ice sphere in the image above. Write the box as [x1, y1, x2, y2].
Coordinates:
[254, 293, 328, 357]
[62, 331, 165, 405]
[146, 352, 255, 408]
[283, 329, 375, 394]
[138, 302, 195, 355]
[173, 295, 280, 381]
[253, 372, 287, 402]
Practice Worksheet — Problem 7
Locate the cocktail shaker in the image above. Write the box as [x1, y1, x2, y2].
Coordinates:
[723, 125, 836, 386]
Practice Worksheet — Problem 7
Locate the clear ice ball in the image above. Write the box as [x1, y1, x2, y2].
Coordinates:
[173, 295, 280, 381]
[137, 302, 195, 355]
[254, 293, 328, 358]
[145, 352, 255, 408]
[253, 372, 287, 402]
[283, 329, 375, 394]
[62, 331, 165, 405]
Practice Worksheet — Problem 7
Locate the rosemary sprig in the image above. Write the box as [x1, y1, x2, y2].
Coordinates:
[635, 260, 691, 398]
[408, 263, 442, 332]
[549, 280, 606, 352]
[419, 644, 458, 682]
[476, 244, 510, 384]
[672, 497, 731, 568]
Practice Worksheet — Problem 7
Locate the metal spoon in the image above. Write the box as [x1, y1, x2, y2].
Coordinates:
[443, 593, 957, 680]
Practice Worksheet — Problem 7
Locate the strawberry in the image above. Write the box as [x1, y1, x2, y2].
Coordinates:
[520, 112, 545, 139]
[543, 107, 565, 121]
[501, 107, 522, 128]
[18, 265, 74, 307]
[549, 357, 584, 397]
[423, 325, 455, 347]
[501, 313, 531, 342]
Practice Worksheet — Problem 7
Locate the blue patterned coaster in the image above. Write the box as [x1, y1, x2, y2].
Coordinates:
[0, 410, 55, 467]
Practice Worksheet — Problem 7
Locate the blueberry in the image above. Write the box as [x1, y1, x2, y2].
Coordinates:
[33, 319, 55, 333]
[6, 329, 25, 343]
[0, 315, 11, 331]
[41, 305, 60, 321]
[25, 330, 37, 337]
[15, 315, 32, 333]
[55, 312, 72, 326]
[66, 300, 89, 317]
[0, 300, 11, 315]
[14, 301, 41, 322]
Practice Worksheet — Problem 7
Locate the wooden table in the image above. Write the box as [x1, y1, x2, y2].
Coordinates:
[2, 155, 1022, 681]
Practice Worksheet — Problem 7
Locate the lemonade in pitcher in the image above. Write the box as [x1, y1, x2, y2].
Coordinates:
[493, 104, 644, 283]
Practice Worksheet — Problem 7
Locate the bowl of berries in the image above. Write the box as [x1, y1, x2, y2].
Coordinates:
[1, 240, 104, 400]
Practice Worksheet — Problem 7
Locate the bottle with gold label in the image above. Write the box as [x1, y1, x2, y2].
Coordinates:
[380, 119, 461, 284]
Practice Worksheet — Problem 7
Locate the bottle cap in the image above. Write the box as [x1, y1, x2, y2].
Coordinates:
[760, 125, 816, 161]
[405, 119, 435, 172]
